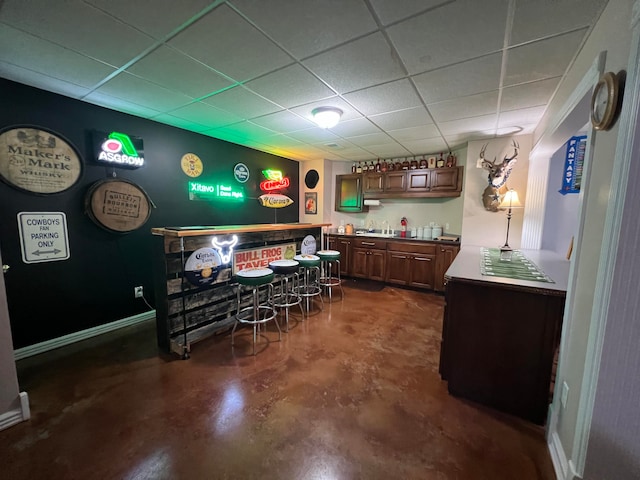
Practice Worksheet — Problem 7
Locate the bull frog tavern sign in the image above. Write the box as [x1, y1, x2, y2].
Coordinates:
[0, 125, 83, 194]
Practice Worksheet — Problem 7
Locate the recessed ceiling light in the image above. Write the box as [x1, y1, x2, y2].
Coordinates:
[312, 107, 343, 129]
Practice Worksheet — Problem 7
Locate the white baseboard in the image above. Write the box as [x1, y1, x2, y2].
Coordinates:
[549, 431, 580, 480]
[0, 391, 30, 431]
[13, 310, 156, 361]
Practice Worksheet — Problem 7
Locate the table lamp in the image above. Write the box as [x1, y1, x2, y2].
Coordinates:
[499, 189, 522, 261]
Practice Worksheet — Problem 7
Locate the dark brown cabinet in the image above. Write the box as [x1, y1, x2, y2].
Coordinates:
[386, 242, 436, 289]
[351, 238, 386, 281]
[434, 244, 459, 292]
[335, 174, 368, 212]
[327, 236, 352, 276]
[360, 167, 463, 199]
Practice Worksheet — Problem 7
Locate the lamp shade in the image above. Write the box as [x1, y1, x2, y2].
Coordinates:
[499, 189, 522, 208]
[311, 107, 342, 128]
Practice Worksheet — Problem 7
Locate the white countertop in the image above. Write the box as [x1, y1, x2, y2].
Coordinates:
[445, 246, 570, 293]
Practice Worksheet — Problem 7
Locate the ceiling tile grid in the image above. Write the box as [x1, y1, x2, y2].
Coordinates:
[0, 0, 609, 162]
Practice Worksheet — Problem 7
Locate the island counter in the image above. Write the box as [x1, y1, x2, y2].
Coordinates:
[152, 223, 330, 357]
[439, 247, 570, 424]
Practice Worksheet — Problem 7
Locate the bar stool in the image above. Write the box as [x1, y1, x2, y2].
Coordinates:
[293, 254, 323, 314]
[231, 267, 280, 355]
[269, 259, 304, 331]
[317, 249, 344, 302]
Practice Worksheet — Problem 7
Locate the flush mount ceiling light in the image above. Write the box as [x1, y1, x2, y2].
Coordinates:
[311, 107, 343, 129]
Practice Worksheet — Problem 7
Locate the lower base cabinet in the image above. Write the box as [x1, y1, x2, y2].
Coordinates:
[352, 239, 386, 281]
[386, 242, 436, 289]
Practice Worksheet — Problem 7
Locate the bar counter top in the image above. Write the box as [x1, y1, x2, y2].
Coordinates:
[152, 223, 331, 237]
[445, 246, 570, 294]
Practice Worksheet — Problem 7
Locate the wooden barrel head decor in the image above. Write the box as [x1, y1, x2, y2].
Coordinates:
[85, 178, 153, 233]
[0, 125, 83, 194]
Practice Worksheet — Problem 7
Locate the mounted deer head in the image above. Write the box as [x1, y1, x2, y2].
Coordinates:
[479, 140, 519, 188]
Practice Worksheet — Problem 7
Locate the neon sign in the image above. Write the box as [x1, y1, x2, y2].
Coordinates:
[188, 181, 244, 201]
[95, 131, 145, 168]
[260, 169, 290, 192]
[212, 235, 238, 264]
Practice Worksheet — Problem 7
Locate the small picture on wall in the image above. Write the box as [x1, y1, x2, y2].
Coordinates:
[305, 192, 317, 214]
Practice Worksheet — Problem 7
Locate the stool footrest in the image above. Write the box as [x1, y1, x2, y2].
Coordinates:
[236, 305, 277, 324]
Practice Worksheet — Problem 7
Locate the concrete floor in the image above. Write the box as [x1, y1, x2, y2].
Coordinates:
[1, 283, 555, 479]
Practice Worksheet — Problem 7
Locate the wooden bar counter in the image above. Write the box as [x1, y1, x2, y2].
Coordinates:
[152, 223, 330, 357]
[439, 246, 570, 424]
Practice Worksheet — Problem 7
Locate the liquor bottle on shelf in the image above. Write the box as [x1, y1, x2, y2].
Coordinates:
[381, 159, 388, 172]
[375, 158, 381, 172]
[356, 162, 363, 174]
[419, 156, 428, 169]
[410, 157, 418, 169]
[351, 162, 356, 173]
[402, 158, 410, 170]
[446, 152, 456, 167]
[436, 152, 445, 168]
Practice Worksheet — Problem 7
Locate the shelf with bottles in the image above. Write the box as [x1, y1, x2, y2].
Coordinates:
[351, 152, 457, 175]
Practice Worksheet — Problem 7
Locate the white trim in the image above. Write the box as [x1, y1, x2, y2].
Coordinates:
[549, 431, 571, 480]
[573, 4, 640, 473]
[13, 310, 155, 361]
[0, 392, 29, 431]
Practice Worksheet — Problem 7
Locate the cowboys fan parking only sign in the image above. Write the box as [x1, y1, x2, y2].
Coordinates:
[17, 212, 70, 264]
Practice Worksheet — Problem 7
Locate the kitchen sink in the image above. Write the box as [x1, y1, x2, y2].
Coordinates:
[354, 232, 397, 238]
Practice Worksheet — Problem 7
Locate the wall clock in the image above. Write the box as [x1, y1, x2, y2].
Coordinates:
[591, 72, 621, 131]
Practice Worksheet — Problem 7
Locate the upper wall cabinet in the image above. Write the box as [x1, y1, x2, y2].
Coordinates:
[361, 167, 463, 199]
[335, 174, 369, 212]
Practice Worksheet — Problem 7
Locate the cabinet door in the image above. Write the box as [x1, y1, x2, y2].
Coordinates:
[337, 238, 351, 275]
[430, 168, 459, 192]
[351, 248, 369, 278]
[384, 171, 407, 192]
[386, 251, 411, 285]
[410, 254, 436, 289]
[335, 174, 367, 212]
[406, 170, 430, 192]
[435, 245, 460, 292]
[363, 172, 384, 194]
[369, 250, 386, 281]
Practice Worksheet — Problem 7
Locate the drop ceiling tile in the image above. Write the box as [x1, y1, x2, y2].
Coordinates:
[412, 53, 503, 104]
[290, 97, 363, 124]
[444, 132, 492, 147]
[498, 106, 547, 128]
[285, 128, 342, 144]
[428, 91, 499, 123]
[250, 110, 316, 133]
[501, 77, 561, 111]
[303, 32, 406, 93]
[168, 101, 244, 129]
[345, 132, 393, 147]
[85, 0, 215, 39]
[96, 72, 194, 111]
[504, 29, 587, 86]
[202, 86, 282, 119]
[264, 135, 305, 150]
[0, 61, 91, 100]
[0, 25, 116, 88]
[150, 113, 213, 132]
[329, 118, 384, 137]
[369, 106, 434, 130]
[230, 0, 377, 59]
[511, 0, 607, 45]
[343, 79, 423, 116]
[364, 143, 412, 158]
[401, 138, 449, 155]
[83, 91, 162, 118]
[245, 64, 335, 108]
[126, 46, 234, 98]
[369, 0, 450, 26]
[387, 124, 441, 142]
[0, 0, 155, 67]
[387, 0, 509, 74]
[211, 121, 279, 140]
[439, 114, 498, 136]
[169, 3, 292, 82]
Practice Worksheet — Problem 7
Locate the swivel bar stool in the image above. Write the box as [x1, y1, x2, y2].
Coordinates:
[317, 249, 344, 302]
[232, 267, 280, 355]
[269, 259, 304, 331]
[293, 254, 323, 315]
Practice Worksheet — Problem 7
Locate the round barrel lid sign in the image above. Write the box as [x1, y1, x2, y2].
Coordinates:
[85, 178, 153, 233]
[185, 248, 222, 286]
[0, 125, 83, 194]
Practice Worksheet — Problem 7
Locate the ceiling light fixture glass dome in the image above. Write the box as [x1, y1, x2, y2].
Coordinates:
[311, 107, 343, 128]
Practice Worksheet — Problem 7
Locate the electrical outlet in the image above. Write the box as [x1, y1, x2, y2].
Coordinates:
[134, 286, 143, 298]
[445, 223, 450, 231]
[561, 381, 569, 408]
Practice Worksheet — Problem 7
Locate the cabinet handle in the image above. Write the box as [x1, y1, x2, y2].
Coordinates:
[361, 241, 376, 246]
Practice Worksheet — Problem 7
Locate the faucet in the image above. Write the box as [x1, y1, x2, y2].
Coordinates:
[381, 220, 390, 235]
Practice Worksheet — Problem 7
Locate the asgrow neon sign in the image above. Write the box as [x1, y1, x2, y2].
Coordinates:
[260, 169, 290, 192]
[189, 181, 244, 201]
[97, 131, 145, 168]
